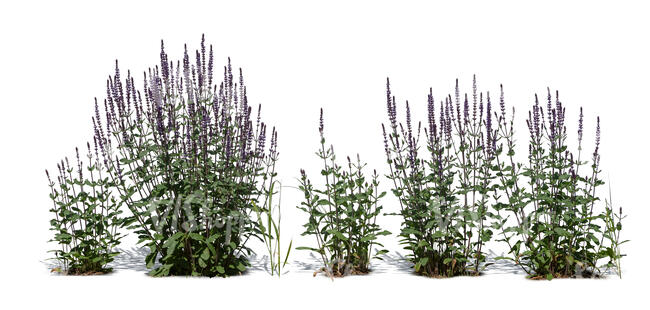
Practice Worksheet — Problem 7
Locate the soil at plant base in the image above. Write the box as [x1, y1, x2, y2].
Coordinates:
[527, 273, 603, 280]
[50, 267, 112, 276]
[312, 266, 371, 278]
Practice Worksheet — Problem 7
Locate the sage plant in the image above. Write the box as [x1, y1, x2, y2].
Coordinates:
[297, 109, 390, 277]
[93, 36, 278, 277]
[46, 144, 125, 274]
[492, 89, 626, 279]
[382, 77, 495, 277]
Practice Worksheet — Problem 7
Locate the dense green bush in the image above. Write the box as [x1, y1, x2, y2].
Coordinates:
[491, 89, 626, 279]
[382, 78, 626, 279]
[91, 36, 278, 277]
[382, 77, 495, 277]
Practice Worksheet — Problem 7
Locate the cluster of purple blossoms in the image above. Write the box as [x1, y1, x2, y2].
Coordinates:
[90, 35, 277, 197]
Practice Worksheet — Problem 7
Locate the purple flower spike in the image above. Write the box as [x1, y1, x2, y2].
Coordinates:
[463, 93, 469, 126]
[593, 116, 601, 164]
[486, 92, 493, 154]
[427, 87, 437, 142]
[499, 84, 506, 123]
[578, 107, 584, 148]
[319, 108, 324, 136]
[382, 123, 390, 158]
[472, 75, 478, 122]
[386, 78, 397, 129]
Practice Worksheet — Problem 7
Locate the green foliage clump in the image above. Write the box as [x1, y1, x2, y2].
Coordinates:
[383, 78, 495, 277]
[297, 109, 390, 277]
[46, 145, 125, 275]
[93, 37, 278, 277]
[492, 90, 627, 279]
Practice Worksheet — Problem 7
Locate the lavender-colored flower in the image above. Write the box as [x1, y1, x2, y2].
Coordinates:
[256, 122, 267, 157]
[463, 93, 469, 126]
[196, 50, 203, 90]
[472, 75, 478, 123]
[200, 34, 206, 84]
[386, 78, 397, 129]
[555, 90, 564, 135]
[533, 94, 541, 140]
[499, 84, 506, 123]
[92, 136, 100, 164]
[270, 126, 278, 160]
[319, 108, 324, 137]
[578, 107, 584, 148]
[208, 44, 214, 87]
[160, 40, 170, 84]
[406, 101, 416, 169]
[485, 92, 493, 154]
[75, 147, 83, 182]
[427, 88, 437, 142]
[382, 123, 390, 158]
[406, 100, 413, 142]
[550, 107, 557, 146]
[593, 116, 601, 164]
[444, 98, 452, 142]
[479, 92, 484, 122]
[546, 88, 553, 127]
[454, 78, 460, 110]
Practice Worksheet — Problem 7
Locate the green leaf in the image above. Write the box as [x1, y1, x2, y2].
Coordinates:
[145, 250, 157, 269]
[200, 248, 210, 261]
[326, 229, 348, 241]
[237, 262, 246, 272]
[189, 233, 205, 241]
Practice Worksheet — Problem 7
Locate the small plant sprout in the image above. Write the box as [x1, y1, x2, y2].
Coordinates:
[297, 109, 390, 278]
[600, 183, 627, 278]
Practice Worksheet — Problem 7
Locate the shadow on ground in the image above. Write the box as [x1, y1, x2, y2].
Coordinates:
[109, 247, 152, 272]
[42, 247, 533, 277]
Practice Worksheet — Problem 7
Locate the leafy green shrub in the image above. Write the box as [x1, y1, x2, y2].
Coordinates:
[92, 36, 278, 277]
[382, 77, 495, 277]
[46, 145, 125, 274]
[297, 109, 390, 277]
[491, 88, 626, 279]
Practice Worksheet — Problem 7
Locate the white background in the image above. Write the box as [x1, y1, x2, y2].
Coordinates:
[1, 0, 648, 308]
